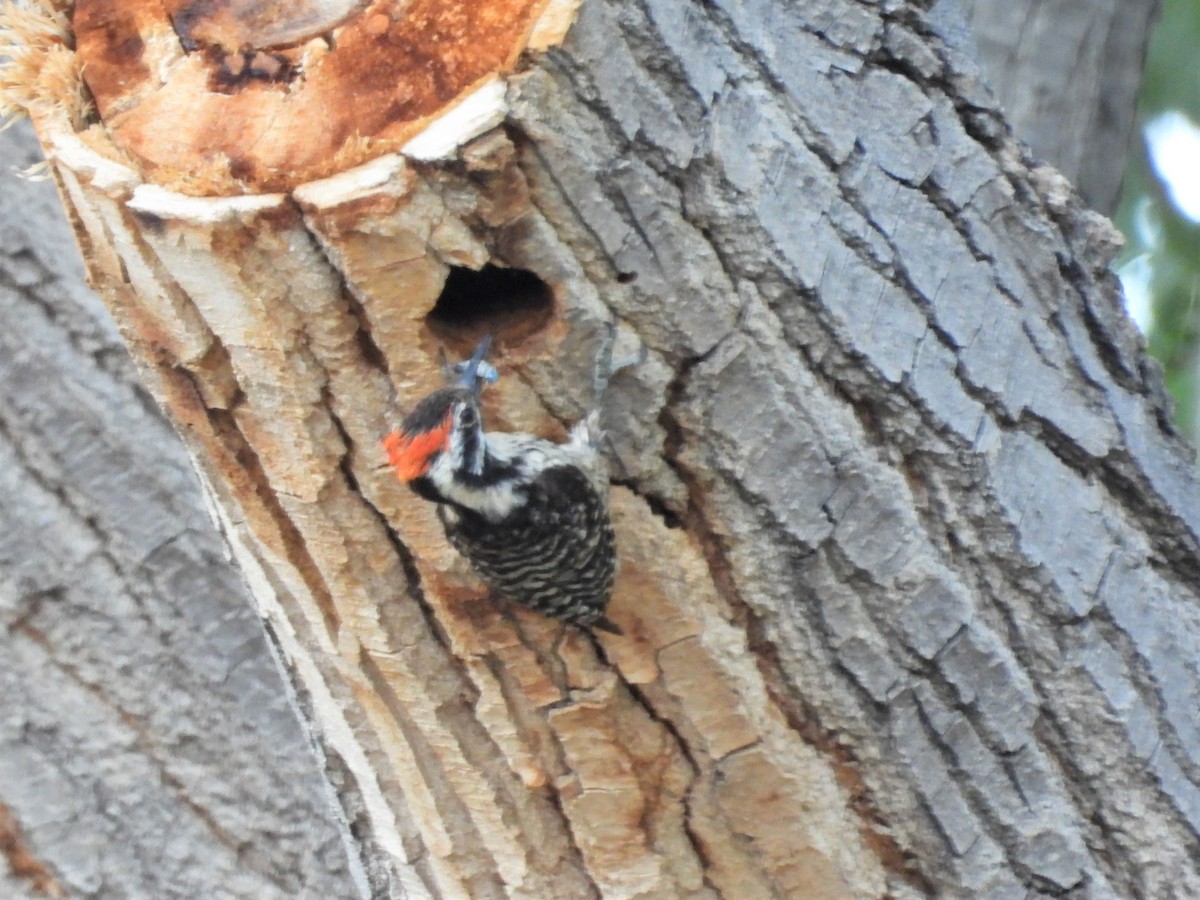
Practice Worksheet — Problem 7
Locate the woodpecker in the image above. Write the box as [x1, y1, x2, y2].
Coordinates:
[383, 337, 622, 634]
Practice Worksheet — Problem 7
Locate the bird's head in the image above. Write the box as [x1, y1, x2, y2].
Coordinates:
[383, 337, 492, 483]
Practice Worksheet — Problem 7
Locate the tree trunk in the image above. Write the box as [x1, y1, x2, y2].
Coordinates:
[4, 1, 1199, 897]
[957, 0, 1160, 214]
[0, 119, 357, 898]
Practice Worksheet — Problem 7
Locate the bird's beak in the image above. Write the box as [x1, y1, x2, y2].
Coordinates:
[458, 335, 493, 400]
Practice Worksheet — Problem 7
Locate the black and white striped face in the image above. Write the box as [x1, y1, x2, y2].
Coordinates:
[447, 397, 486, 478]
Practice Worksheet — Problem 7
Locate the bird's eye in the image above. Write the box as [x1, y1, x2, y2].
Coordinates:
[458, 406, 478, 428]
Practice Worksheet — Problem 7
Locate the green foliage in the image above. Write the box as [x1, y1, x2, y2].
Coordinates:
[1115, 0, 1200, 443]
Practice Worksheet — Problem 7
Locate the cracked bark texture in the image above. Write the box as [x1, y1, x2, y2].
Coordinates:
[0, 120, 357, 898]
[5, 0, 1200, 897]
[957, 0, 1160, 214]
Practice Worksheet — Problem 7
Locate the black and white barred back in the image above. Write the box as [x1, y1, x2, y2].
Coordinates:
[438, 454, 617, 631]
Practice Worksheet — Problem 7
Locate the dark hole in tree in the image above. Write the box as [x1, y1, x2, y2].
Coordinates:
[426, 263, 555, 351]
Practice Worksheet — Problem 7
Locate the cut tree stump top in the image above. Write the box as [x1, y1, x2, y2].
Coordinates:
[73, 0, 576, 194]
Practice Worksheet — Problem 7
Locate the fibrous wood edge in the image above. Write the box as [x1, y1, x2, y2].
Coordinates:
[41, 104, 892, 897]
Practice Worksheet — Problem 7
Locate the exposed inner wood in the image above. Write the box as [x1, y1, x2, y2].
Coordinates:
[72, 0, 554, 193]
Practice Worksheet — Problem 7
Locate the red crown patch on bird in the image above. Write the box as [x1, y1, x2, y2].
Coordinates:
[383, 414, 452, 481]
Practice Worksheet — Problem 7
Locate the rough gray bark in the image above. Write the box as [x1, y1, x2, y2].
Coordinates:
[0, 120, 357, 899]
[3, 0, 1198, 898]
[503, 0, 1200, 894]
[957, 0, 1160, 214]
